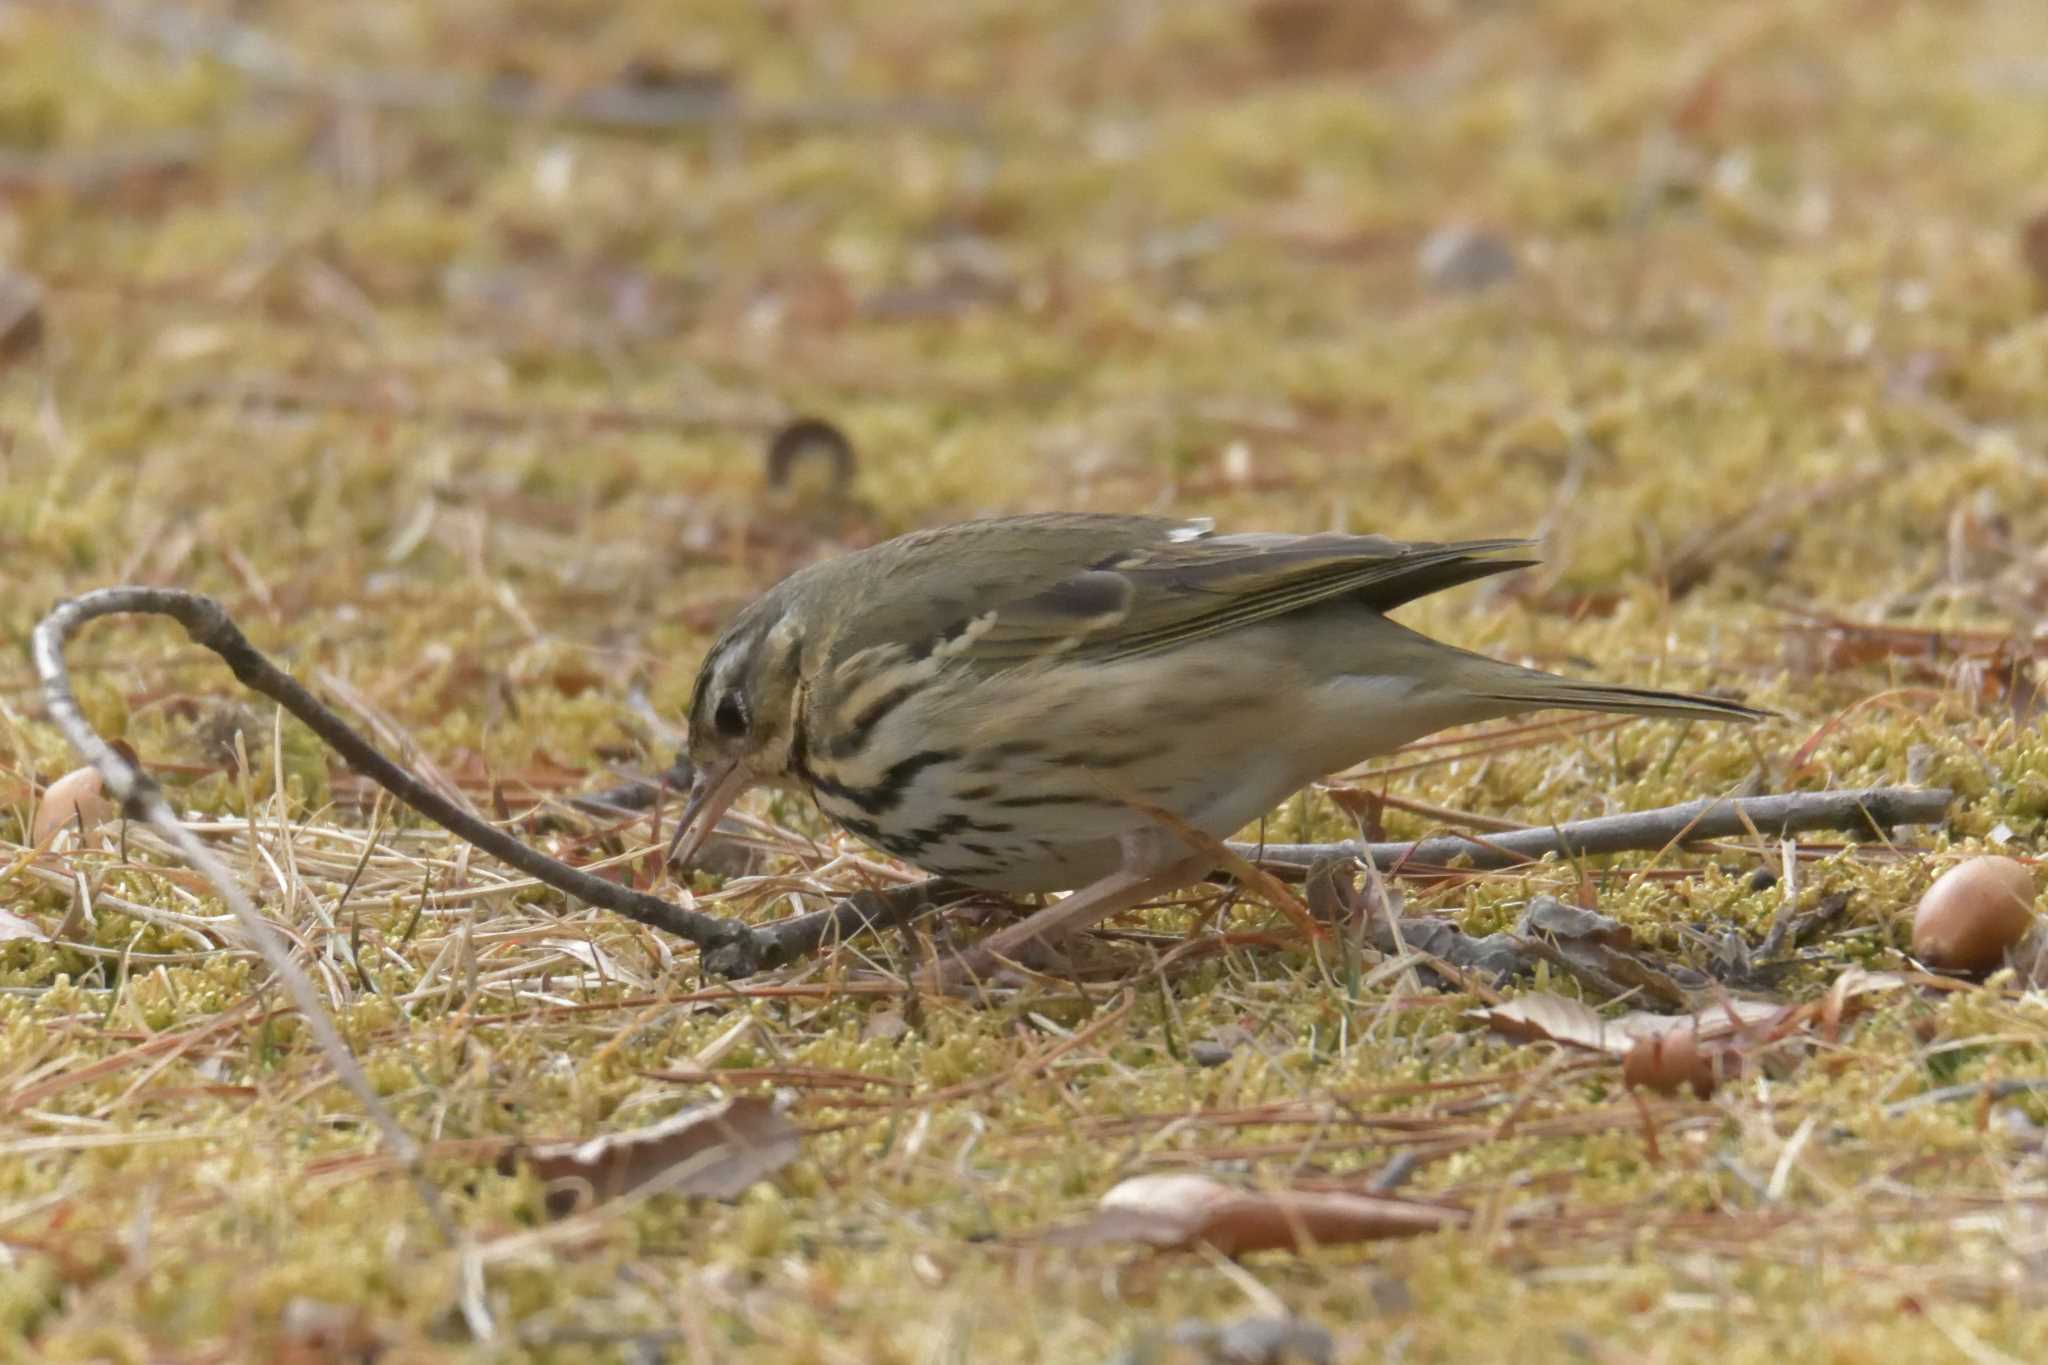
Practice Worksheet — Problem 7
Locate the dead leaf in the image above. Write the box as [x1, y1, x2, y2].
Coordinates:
[1479, 992, 1610, 1051]
[32, 765, 113, 847]
[764, 416, 856, 492]
[1479, 992, 1784, 1056]
[1516, 896, 1632, 949]
[504, 1094, 799, 1216]
[1041, 1173, 1462, 1256]
[1818, 966, 1916, 1040]
[1508, 895, 1709, 1007]
[274, 1297, 381, 1363]
[1417, 224, 1517, 293]
[1251, 0, 1426, 74]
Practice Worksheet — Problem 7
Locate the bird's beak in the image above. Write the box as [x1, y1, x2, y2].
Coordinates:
[664, 760, 754, 871]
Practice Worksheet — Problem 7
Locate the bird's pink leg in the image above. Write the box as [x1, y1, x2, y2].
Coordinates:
[924, 847, 1211, 990]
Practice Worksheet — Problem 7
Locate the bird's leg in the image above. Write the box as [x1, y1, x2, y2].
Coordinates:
[923, 836, 1212, 990]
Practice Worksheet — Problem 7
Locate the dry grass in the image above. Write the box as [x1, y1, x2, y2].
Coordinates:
[6, 0, 2048, 1359]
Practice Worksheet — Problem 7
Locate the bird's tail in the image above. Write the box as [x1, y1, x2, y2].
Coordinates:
[1464, 673, 1771, 724]
[1354, 617, 1772, 729]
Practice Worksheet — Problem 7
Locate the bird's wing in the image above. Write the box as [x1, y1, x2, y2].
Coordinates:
[941, 529, 1538, 665]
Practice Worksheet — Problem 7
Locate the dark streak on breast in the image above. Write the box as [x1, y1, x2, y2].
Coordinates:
[825, 679, 925, 759]
[807, 748, 961, 816]
[988, 792, 1112, 809]
[1055, 742, 1175, 770]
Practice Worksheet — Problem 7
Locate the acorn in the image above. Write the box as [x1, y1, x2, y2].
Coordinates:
[1911, 855, 2038, 975]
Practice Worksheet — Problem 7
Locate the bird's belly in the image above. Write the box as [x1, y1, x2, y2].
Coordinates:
[798, 636, 1484, 893]
[810, 768, 1133, 892]
[809, 743, 1311, 893]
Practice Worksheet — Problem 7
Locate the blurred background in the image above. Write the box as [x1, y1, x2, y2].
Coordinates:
[6, 3, 2044, 660]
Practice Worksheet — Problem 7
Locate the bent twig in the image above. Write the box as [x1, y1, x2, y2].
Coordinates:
[32, 588, 454, 1238]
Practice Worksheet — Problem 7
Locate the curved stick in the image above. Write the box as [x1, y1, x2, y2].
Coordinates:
[32, 588, 454, 1237]
[35, 589, 758, 953]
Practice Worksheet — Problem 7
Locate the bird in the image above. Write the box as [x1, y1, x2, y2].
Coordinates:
[665, 513, 1768, 974]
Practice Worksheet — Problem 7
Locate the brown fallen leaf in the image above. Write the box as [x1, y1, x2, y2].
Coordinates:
[1478, 991, 1610, 1050]
[764, 415, 856, 492]
[862, 1009, 908, 1043]
[1417, 223, 1517, 293]
[32, 765, 114, 847]
[503, 1094, 799, 1216]
[1040, 1173, 1463, 1256]
[1509, 895, 1703, 1008]
[1478, 991, 1784, 1056]
[1252, 0, 1425, 75]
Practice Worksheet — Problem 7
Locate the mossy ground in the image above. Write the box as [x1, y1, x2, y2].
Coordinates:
[5, 1, 2048, 1360]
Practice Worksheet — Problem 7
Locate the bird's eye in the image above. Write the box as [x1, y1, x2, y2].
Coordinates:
[713, 693, 749, 738]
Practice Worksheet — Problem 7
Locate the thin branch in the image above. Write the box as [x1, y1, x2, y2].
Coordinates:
[31, 590, 455, 1241]
[560, 766, 972, 973]
[1239, 787, 1953, 872]
[32, 588, 762, 958]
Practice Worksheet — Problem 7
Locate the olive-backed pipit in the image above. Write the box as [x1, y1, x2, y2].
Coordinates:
[667, 514, 1766, 968]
